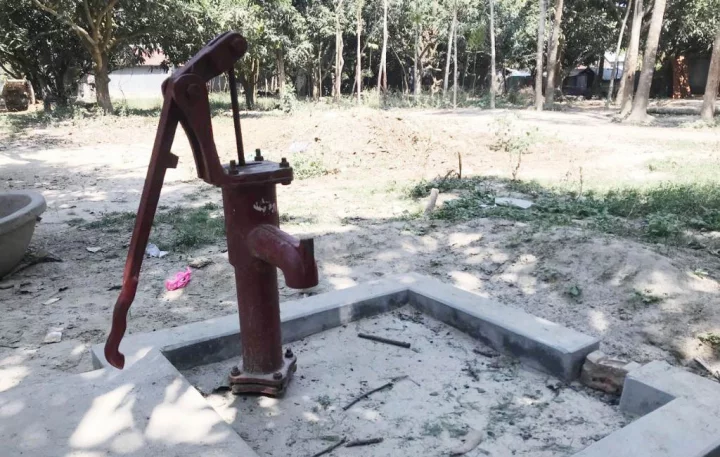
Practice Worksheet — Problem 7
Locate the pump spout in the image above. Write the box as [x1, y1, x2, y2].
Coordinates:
[246, 224, 318, 289]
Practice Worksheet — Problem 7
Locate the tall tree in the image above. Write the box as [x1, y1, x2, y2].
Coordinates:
[377, 0, 389, 93]
[31, 0, 124, 112]
[607, 0, 631, 107]
[701, 26, 720, 121]
[443, 8, 456, 94]
[0, 0, 90, 107]
[543, 0, 563, 108]
[618, 0, 643, 114]
[355, 0, 364, 103]
[31, 0, 208, 113]
[628, 0, 667, 122]
[535, 0, 546, 111]
[453, 9, 459, 108]
[488, 0, 496, 109]
[334, 0, 345, 101]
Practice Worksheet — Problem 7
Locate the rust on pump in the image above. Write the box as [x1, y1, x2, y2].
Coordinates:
[103, 31, 319, 396]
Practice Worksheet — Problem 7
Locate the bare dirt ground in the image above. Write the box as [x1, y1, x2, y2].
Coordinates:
[1, 103, 720, 394]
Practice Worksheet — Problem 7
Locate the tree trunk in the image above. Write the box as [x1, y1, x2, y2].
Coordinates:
[544, 0, 564, 108]
[472, 52, 478, 94]
[628, 0, 667, 122]
[276, 48, 286, 96]
[701, 27, 720, 121]
[238, 63, 258, 110]
[334, 0, 345, 102]
[27, 81, 36, 105]
[377, 0, 388, 94]
[592, 55, 605, 98]
[489, 0, 496, 109]
[318, 44, 324, 98]
[443, 10, 455, 95]
[453, 10, 458, 109]
[356, 1, 363, 103]
[618, 0, 643, 114]
[607, 1, 631, 107]
[414, 24, 420, 96]
[94, 52, 113, 114]
[535, 0, 546, 111]
[671, 55, 691, 99]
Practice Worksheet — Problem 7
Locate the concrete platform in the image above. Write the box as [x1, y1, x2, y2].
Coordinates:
[0, 351, 257, 457]
[92, 273, 599, 381]
[574, 399, 720, 457]
[620, 360, 720, 416]
[4, 274, 720, 456]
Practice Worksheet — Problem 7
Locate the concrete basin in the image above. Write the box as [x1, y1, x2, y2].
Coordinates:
[0, 190, 46, 278]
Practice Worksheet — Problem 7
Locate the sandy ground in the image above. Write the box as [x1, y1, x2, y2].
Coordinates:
[183, 307, 627, 457]
[1, 104, 720, 394]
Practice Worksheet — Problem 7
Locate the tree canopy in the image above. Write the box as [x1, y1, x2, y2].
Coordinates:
[0, 0, 717, 110]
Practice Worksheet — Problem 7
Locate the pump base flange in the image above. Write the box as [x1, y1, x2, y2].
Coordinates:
[229, 354, 297, 396]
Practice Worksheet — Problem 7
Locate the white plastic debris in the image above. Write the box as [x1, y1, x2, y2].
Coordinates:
[86, 246, 102, 253]
[288, 142, 310, 154]
[43, 297, 61, 305]
[494, 197, 534, 209]
[145, 243, 168, 258]
[43, 328, 63, 344]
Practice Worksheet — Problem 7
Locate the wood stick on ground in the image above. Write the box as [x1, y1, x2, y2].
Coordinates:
[424, 188, 440, 215]
[346, 437, 384, 447]
[357, 333, 411, 348]
[310, 437, 347, 457]
[343, 375, 408, 411]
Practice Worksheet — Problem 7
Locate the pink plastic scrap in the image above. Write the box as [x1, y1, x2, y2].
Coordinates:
[165, 267, 192, 291]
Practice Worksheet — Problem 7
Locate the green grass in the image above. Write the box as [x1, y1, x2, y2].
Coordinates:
[84, 203, 225, 251]
[699, 333, 720, 349]
[85, 211, 136, 231]
[289, 153, 329, 180]
[408, 175, 720, 243]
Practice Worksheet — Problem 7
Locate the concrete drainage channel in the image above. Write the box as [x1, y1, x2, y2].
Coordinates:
[2, 273, 720, 456]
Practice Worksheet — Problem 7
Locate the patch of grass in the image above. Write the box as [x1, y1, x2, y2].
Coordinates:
[85, 211, 136, 232]
[153, 202, 225, 250]
[83, 203, 225, 251]
[315, 395, 332, 409]
[289, 153, 329, 180]
[631, 289, 663, 306]
[565, 284, 583, 300]
[407, 175, 720, 244]
[699, 333, 720, 348]
[279, 213, 318, 225]
[66, 217, 87, 226]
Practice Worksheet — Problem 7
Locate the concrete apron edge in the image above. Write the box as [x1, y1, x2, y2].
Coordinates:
[92, 273, 597, 382]
[84, 273, 720, 456]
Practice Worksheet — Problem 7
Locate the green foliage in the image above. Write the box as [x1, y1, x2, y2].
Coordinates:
[407, 175, 720, 244]
[290, 153, 329, 179]
[0, 0, 90, 105]
[488, 116, 536, 181]
[85, 211, 136, 232]
[84, 204, 225, 251]
[632, 289, 663, 306]
[699, 333, 720, 349]
[153, 202, 225, 250]
[566, 284, 583, 300]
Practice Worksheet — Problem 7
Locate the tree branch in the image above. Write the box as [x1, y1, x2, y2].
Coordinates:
[31, 0, 96, 48]
[98, 0, 120, 23]
[0, 61, 23, 79]
[82, 0, 97, 37]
